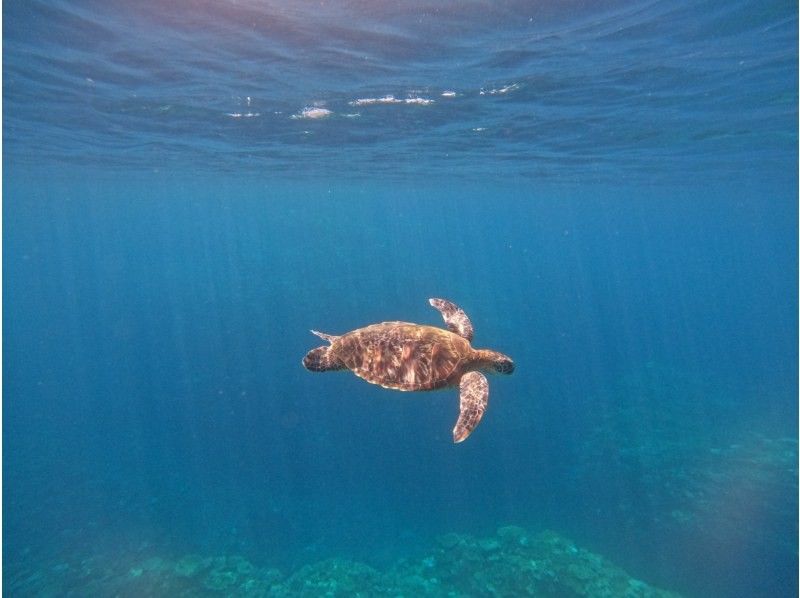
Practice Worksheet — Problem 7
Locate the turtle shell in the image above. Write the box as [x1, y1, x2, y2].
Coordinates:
[330, 322, 473, 391]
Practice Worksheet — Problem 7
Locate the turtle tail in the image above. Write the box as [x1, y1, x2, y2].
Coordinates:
[302, 346, 345, 372]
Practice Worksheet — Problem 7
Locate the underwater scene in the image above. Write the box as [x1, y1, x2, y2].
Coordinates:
[3, 1, 798, 597]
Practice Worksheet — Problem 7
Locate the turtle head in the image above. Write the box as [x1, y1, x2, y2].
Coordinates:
[475, 350, 515, 375]
[493, 354, 515, 374]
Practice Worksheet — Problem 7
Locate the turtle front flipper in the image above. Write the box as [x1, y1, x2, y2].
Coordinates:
[429, 298, 474, 341]
[453, 371, 488, 443]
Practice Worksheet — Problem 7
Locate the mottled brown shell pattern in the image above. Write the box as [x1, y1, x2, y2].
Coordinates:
[329, 322, 474, 391]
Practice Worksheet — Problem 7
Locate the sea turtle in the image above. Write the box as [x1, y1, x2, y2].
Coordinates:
[302, 298, 514, 443]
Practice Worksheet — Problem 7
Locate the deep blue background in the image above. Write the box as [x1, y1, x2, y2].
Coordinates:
[4, 0, 798, 596]
[5, 173, 797, 596]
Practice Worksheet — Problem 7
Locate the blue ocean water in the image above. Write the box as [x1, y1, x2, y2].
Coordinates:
[3, 1, 797, 597]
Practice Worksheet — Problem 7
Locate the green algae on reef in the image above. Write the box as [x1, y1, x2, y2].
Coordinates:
[4, 526, 680, 597]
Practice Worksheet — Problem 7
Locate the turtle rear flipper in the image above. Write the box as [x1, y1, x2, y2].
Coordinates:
[311, 329, 338, 343]
[302, 346, 345, 372]
[453, 371, 489, 443]
[429, 298, 474, 341]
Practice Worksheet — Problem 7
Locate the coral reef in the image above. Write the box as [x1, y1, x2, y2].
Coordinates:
[3, 526, 681, 596]
[573, 363, 798, 550]
[386, 527, 679, 597]
[273, 559, 386, 597]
